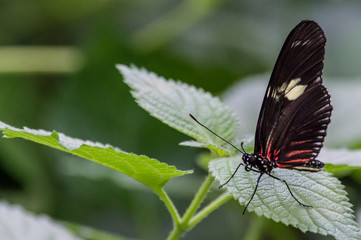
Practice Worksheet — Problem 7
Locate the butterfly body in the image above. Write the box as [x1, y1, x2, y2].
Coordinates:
[242, 153, 275, 174]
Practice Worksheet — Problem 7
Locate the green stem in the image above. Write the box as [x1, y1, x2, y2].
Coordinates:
[181, 174, 215, 223]
[165, 173, 234, 240]
[156, 188, 181, 225]
[167, 175, 215, 240]
[188, 192, 232, 228]
[0, 46, 82, 73]
[243, 216, 264, 240]
[167, 174, 233, 240]
[167, 224, 184, 240]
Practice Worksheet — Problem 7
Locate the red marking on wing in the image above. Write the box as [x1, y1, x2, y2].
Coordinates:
[276, 163, 292, 168]
[297, 129, 313, 135]
[286, 150, 312, 158]
[273, 149, 280, 156]
[284, 159, 309, 163]
[290, 139, 312, 146]
[260, 148, 264, 158]
[276, 159, 309, 168]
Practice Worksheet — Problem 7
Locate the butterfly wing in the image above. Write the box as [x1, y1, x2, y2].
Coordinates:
[267, 84, 332, 169]
[254, 20, 332, 170]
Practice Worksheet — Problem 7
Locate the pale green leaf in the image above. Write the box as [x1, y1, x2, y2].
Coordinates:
[66, 222, 136, 240]
[0, 121, 190, 191]
[320, 148, 361, 167]
[179, 140, 228, 157]
[209, 157, 361, 240]
[117, 64, 239, 153]
[0, 201, 82, 240]
[320, 148, 361, 173]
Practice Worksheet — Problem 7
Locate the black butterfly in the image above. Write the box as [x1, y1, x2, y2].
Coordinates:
[190, 20, 332, 214]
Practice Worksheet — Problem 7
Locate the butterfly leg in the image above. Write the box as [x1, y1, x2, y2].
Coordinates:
[243, 173, 264, 214]
[219, 161, 261, 189]
[267, 173, 312, 208]
[219, 162, 244, 188]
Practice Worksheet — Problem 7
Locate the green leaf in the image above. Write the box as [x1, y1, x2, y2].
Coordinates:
[209, 157, 361, 240]
[0, 121, 190, 192]
[66, 222, 136, 240]
[117, 64, 239, 153]
[320, 148, 361, 167]
[179, 140, 228, 157]
[0, 201, 83, 240]
[320, 148, 361, 175]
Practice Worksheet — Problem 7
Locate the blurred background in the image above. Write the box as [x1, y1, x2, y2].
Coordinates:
[0, 0, 361, 239]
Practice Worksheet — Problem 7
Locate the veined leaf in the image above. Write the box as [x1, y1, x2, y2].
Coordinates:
[0, 121, 190, 192]
[179, 140, 228, 157]
[0, 201, 82, 240]
[117, 64, 239, 153]
[320, 148, 361, 167]
[209, 157, 361, 240]
[320, 148, 361, 173]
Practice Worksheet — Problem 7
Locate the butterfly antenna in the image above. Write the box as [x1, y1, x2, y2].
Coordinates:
[189, 114, 245, 155]
[240, 142, 246, 154]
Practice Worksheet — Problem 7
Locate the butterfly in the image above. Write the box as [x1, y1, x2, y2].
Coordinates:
[190, 20, 332, 214]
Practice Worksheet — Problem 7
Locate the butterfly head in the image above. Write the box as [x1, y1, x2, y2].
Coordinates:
[242, 153, 257, 171]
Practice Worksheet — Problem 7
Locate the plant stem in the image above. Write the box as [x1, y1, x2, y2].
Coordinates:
[156, 188, 181, 225]
[188, 192, 233, 228]
[167, 174, 233, 240]
[167, 175, 215, 240]
[181, 174, 215, 223]
[243, 216, 264, 240]
[167, 224, 184, 240]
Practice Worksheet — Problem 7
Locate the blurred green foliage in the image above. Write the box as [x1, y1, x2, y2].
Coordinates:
[0, 0, 361, 239]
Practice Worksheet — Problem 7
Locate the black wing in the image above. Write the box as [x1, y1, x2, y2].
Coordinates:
[269, 84, 332, 169]
[254, 20, 332, 169]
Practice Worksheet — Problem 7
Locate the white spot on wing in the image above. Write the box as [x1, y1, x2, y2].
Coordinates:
[278, 82, 287, 93]
[266, 87, 271, 97]
[271, 90, 277, 99]
[285, 78, 301, 92]
[302, 40, 310, 46]
[291, 40, 301, 48]
[291, 40, 311, 48]
[285, 84, 307, 100]
[270, 78, 306, 101]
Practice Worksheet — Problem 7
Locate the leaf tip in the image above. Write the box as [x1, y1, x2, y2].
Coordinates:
[115, 64, 127, 73]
